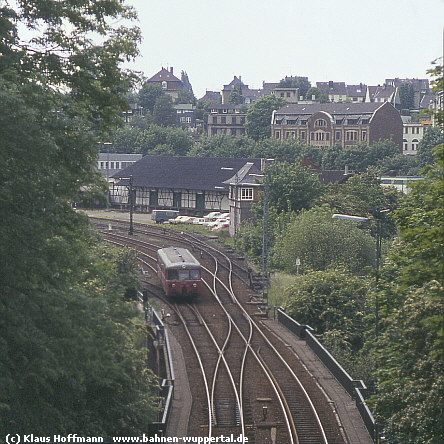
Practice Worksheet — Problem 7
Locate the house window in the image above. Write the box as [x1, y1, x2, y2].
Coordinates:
[412, 139, 419, 150]
[161, 81, 167, 89]
[361, 131, 367, 141]
[335, 131, 341, 140]
[346, 130, 358, 141]
[300, 131, 306, 140]
[274, 131, 281, 139]
[240, 188, 253, 201]
[315, 119, 327, 127]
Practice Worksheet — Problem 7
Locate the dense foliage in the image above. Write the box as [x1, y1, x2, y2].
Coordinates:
[271, 205, 375, 275]
[0, 0, 158, 438]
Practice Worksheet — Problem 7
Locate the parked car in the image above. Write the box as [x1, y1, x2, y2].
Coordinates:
[151, 209, 179, 223]
[169, 215, 193, 224]
[211, 221, 230, 231]
[203, 212, 222, 224]
[192, 218, 206, 225]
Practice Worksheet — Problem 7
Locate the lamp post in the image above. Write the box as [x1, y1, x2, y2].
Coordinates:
[332, 211, 388, 336]
[120, 175, 134, 235]
[221, 167, 239, 236]
[249, 173, 269, 294]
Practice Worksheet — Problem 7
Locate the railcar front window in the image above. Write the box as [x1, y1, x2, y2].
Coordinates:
[178, 270, 190, 280]
[190, 269, 200, 280]
[168, 270, 179, 280]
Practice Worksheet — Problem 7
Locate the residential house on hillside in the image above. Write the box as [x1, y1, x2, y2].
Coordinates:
[207, 104, 248, 137]
[316, 81, 347, 102]
[271, 87, 300, 103]
[146, 67, 183, 101]
[402, 116, 425, 156]
[271, 102, 403, 149]
[346, 84, 367, 102]
[365, 78, 433, 114]
[386, 78, 430, 110]
[221, 76, 264, 104]
[199, 90, 222, 104]
[367, 85, 398, 106]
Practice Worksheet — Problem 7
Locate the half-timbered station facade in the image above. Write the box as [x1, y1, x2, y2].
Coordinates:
[271, 101, 403, 150]
[110, 156, 262, 216]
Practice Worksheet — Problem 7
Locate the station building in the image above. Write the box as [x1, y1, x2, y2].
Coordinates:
[109, 156, 263, 220]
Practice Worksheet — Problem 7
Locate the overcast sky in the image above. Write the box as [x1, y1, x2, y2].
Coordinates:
[124, 0, 444, 98]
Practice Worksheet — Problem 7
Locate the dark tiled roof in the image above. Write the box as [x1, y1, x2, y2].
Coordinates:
[373, 85, 396, 99]
[346, 84, 367, 97]
[274, 102, 388, 116]
[112, 156, 262, 191]
[147, 67, 182, 84]
[223, 162, 263, 185]
[316, 81, 347, 94]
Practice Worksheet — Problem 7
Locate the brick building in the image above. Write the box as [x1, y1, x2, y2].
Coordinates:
[271, 102, 403, 149]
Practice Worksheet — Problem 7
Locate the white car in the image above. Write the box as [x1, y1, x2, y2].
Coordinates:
[192, 218, 206, 225]
[211, 221, 230, 231]
[169, 215, 192, 224]
[203, 212, 222, 225]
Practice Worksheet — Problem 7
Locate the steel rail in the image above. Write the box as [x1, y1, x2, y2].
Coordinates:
[98, 225, 328, 443]
[172, 305, 214, 436]
[207, 257, 329, 444]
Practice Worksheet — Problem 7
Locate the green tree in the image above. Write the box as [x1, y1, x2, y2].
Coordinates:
[245, 95, 286, 141]
[140, 124, 194, 156]
[399, 82, 415, 111]
[271, 205, 375, 275]
[189, 135, 256, 158]
[319, 170, 401, 237]
[393, 144, 444, 287]
[138, 83, 165, 114]
[321, 140, 400, 172]
[284, 269, 369, 352]
[371, 283, 443, 443]
[265, 161, 324, 213]
[278, 76, 311, 98]
[417, 125, 443, 168]
[229, 83, 244, 105]
[367, 144, 444, 443]
[152, 94, 177, 126]
[177, 70, 196, 104]
[0, 0, 158, 437]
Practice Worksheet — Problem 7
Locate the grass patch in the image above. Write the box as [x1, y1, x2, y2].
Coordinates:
[268, 272, 298, 308]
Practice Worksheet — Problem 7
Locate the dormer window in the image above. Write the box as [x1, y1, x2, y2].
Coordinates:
[315, 119, 327, 127]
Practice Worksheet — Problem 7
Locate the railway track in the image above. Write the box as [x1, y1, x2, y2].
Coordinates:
[90, 217, 346, 444]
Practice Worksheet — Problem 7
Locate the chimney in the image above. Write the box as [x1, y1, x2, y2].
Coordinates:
[170, 67, 173, 75]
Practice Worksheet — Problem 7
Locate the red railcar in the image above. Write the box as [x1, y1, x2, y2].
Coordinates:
[157, 247, 202, 298]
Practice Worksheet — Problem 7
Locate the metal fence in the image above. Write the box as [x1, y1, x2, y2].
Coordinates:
[276, 308, 377, 442]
